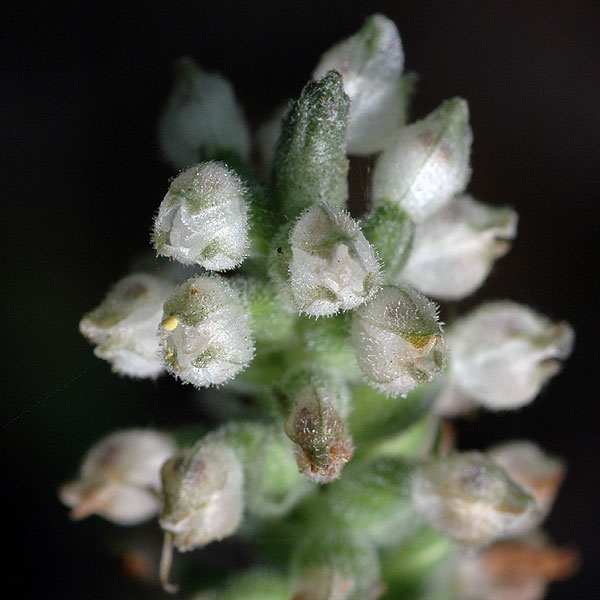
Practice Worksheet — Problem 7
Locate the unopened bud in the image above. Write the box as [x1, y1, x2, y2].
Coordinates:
[442, 302, 574, 411]
[153, 161, 250, 271]
[488, 441, 565, 535]
[79, 273, 175, 378]
[291, 533, 381, 600]
[411, 452, 536, 545]
[59, 429, 176, 525]
[351, 285, 447, 397]
[158, 57, 251, 169]
[372, 98, 472, 222]
[193, 570, 289, 600]
[289, 203, 382, 316]
[281, 373, 353, 483]
[159, 436, 244, 591]
[272, 71, 349, 217]
[312, 14, 406, 155]
[402, 195, 518, 299]
[159, 275, 254, 387]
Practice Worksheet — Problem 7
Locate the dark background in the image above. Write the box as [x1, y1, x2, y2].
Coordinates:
[2, 2, 598, 598]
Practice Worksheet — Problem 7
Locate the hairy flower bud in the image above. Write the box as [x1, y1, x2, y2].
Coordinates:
[411, 452, 536, 545]
[438, 302, 574, 412]
[372, 98, 472, 222]
[79, 273, 175, 378]
[402, 195, 518, 300]
[153, 162, 250, 271]
[312, 14, 406, 155]
[272, 71, 350, 217]
[159, 57, 251, 169]
[281, 373, 353, 483]
[487, 441, 565, 535]
[351, 285, 447, 397]
[159, 436, 244, 591]
[288, 203, 382, 316]
[59, 430, 176, 525]
[159, 275, 254, 387]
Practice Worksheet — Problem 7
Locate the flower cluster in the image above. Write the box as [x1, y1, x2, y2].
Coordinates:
[64, 14, 577, 599]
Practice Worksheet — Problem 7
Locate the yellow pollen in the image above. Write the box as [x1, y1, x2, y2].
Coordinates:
[162, 316, 179, 331]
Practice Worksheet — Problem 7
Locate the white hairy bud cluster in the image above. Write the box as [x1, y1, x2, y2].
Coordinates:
[153, 162, 250, 271]
[438, 301, 574, 413]
[351, 285, 447, 397]
[288, 203, 381, 316]
[402, 195, 518, 300]
[372, 98, 472, 222]
[59, 430, 176, 525]
[159, 275, 254, 387]
[79, 273, 175, 378]
[313, 14, 406, 155]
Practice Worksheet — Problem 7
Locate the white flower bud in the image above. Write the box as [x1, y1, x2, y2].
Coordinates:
[312, 14, 406, 155]
[351, 285, 447, 397]
[402, 195, 518, 300]
[411, 452, 537, 546]
[159, 437, 244, 591]
[289, 203, 382, 316]
[158, 57, 251, 169]
[79, 273, 175, 378]
[442, 302, 574, 411]
[153, 162, 250, 271]
[59, 430, 176, 525]
[487, 441, 565, 535]
[372, 98, 472, 222]
[159, 275, 254, 387]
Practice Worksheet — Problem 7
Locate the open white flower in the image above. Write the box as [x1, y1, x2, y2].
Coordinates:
[288, 203, 381, 316]
[437, 302, 574, 412]
[79, 273, 175, 378]
[402, 195, 518, 300]
[153, 161, 250, 271]
[59, 430, 176, 525]
[159, 275, 254, 387]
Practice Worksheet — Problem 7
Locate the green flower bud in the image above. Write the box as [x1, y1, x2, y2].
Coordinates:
[291, 532, 381, 600]
[79, 273, 175, 378]
[280, 372, 353, 483]
[411, 452, 537, 545]
[153, 162, 250, 271]
[272, 71, 350, 218]
[59, 429, 176, 525]
[402, 195, 518, 300]
[313, 14, 406, 155]
[372, 98, 472, 222]
[159, 57, 251, 169]
[288, 203, 382, 316]
[159, 435, 244, 591]
[159, 275, 255, 387]
[351, 285, 447, 397]
[437, 302, 574, 412]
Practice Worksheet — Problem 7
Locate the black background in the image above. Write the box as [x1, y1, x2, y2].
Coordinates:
[2, 2, 598, 598]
